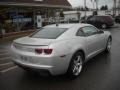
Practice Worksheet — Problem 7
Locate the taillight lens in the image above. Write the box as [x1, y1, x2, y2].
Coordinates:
[12, 43, 16, 48]
[44, 49, 53, 54]
[35, 49, 42, 54]
[35, 49, 53, 55]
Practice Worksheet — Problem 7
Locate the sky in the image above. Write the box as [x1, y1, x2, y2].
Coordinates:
[68, 0, 114, 9]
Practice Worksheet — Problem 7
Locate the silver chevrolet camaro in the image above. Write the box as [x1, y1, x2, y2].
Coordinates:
[11, 24, 112, 78]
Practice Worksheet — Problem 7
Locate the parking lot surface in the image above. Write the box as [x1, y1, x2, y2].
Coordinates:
[0, 24, 120, 90]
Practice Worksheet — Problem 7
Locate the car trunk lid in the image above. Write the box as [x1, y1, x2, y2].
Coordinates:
[14, 36, 55, 46]
[12, 37, 55, 53]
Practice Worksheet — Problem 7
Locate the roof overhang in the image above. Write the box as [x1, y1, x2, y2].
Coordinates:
[0, 2, 72, 9]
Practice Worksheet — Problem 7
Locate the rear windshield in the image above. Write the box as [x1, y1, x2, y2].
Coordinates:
[30, 28, 67, 39]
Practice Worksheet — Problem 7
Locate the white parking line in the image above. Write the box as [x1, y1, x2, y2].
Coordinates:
[0, 51, 8, 54]
[0, 66, 18, 73]
[0, 48, 8, 51]
[0, 57, 11, 60]
[0, 62, 13, 66]
[0, 53, 9, 56]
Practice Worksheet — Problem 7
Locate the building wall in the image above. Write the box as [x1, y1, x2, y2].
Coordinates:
[64, 14, 78, 20]
[64, 10, 120, 21]
[64, 11, 107, 20]
[0, 7, 61, 33]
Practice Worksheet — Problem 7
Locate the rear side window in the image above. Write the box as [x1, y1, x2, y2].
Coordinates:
[30, 28, 67, 39]
[81, 26, 98, 36]
[96, 16, 104, 22]
[89, 17, 96, 21]
[76, 29, 85, 36]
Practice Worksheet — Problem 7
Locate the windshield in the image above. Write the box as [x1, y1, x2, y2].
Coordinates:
[30, 28, 67, 39]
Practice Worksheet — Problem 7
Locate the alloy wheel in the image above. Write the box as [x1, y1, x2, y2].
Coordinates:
[72, 55, 83, 76]
[107, 38, 112, 52]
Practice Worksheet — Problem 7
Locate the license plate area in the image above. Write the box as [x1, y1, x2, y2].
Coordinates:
[20, 56, 29, 63]
[20, 56, 37, 64]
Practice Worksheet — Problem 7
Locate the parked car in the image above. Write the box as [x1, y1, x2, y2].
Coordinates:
[11, 24, 112, 78]
[82, 15, 114, 29]
[115, 15, 120, 23]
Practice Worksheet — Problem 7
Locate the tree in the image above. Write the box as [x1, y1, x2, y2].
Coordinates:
[100, 5, 108, 10]
[85, 6, 89, 11]
[100, 5, 105, 10]
[104, 5, 108, 10]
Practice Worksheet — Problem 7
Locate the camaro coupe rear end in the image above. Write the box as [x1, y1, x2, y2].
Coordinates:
[11, 24, 112, 78]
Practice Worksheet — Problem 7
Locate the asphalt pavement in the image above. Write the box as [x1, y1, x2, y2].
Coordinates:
[0, 24, 120, 90]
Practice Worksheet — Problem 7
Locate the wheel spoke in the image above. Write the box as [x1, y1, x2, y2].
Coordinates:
[77, 56, 81, 62]
[107, 39, 111, 51]
[74, 56, 81, 64]
[73, 65, 77, 73]
[72, 55, 83, 75]
[76, 67, 79, 75]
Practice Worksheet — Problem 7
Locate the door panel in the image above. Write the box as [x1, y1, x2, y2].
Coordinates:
[81, 26, 105, 58]
[96, 33, 106, 50]
[86, 34, 98, 56]
[87, 33, 106, 58]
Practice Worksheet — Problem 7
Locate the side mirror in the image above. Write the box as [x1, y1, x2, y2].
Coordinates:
[98, 30, 104, 34]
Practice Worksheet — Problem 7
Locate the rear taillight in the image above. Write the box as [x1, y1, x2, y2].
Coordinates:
[35, 49, 53, 55]
[35, 49, 42, 54]
[12, 43, 16, 48]
[44, 49, 53, 54]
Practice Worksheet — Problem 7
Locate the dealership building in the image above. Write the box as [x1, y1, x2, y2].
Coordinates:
[0, 0, 71, 33]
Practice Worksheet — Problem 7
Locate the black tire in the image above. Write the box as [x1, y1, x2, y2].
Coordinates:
[101, 24, 107, 29]
[105, 37, 112, 53]
[67, 52, 84, 79]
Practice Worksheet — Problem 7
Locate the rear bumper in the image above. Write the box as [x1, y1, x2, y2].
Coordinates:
[13, 61, 51, 76]
[11, 48, 72, 75]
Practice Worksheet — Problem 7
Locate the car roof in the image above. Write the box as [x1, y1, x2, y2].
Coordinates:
[44, 23, 92, 29]
[95, 15, 112, 17]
